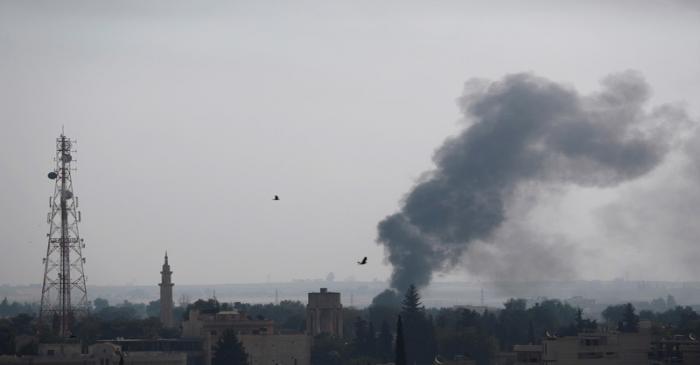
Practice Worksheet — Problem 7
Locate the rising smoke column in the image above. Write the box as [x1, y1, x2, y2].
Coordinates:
[378, 71, 675, 292]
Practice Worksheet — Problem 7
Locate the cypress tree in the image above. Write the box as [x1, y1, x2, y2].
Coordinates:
[622, 303, 639, 333]
[212, 329, 249, 365]
[401, 285, 423, 320]
[367, 321, 376, 357]
[377, 320, 393, 361]
[395, 315, 407, 365]
[353, 317, 369, 355]
[400, 285, 435, 364]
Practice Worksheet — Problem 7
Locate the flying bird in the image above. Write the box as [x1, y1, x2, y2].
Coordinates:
[273, 195, 280, 201]
[357, 257, 367, 265]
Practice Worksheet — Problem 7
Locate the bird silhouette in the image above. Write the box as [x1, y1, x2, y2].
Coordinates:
[273, 195, 280, 201]
[357, 257, 367, 265]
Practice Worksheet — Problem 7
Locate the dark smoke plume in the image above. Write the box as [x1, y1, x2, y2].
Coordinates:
[378, 71, 676, 292]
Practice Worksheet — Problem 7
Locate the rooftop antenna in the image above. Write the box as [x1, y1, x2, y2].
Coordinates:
[40, 131, 88, 338]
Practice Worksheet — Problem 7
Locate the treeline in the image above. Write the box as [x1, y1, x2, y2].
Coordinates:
[313, 288, 699, 365]
[0, 297, 186, 355]
[0, 314, 35, 355]
[91, 297, 187, 321]
[0, 298, 37, 318]
[311, 285, 594, 365]
[232, 300, 306, 332]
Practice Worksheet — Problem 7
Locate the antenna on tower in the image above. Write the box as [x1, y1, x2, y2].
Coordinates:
[39, 132, 88, 338]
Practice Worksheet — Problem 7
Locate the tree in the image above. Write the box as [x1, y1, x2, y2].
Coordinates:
[183, 299, 221, 320]
[400, 285, 436, 364]
[353, 317, 369, 356]
[395, 316, 406, 365]
[0, 298, 8, 316]
[373, 290, 401, 308]
[212, 329, 249, 365]
[93, 298, 109, 312]
[146, 299, 161, 318]
[602, 304, 626, 325]
[667, 295, 677, 308]
[401, 285, 423, 320]
[498, 298, 529, 349]
[310, 333, 344, 365]
[352, 317, 376, 358]
[575, 308, 597, 333]
[377, 320, 393, 362]
[0, 319, 15, 355]
[575, 308, 583, 330]
[367, 321, 376, 357]
[621, 303, 639, 333]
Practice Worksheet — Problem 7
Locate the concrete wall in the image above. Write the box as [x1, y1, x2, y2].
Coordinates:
[0, 346, 186, 365]
[240, 334, 311, 365]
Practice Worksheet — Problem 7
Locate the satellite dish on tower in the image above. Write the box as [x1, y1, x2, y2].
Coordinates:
[62, 154, 72, 163]
[48, 172, 58, 179]
[62, 190, 73, 200]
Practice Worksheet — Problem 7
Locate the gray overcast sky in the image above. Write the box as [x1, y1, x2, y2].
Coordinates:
[1, 0, 699, 286]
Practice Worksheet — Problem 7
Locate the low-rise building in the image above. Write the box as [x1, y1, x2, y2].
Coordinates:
[239, 334, 311, 365]
[498, 321, 677, 364]
[541, 325, 652, 364]
[182, 308, 311, 365]
[513, 344, 543, 364]
[99, 338, 204, 365]
[649, 335, 700, 364]
[0, 342, 187, 365]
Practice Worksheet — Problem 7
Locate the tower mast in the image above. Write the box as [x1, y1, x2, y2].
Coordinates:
[40, 132, 88, 338]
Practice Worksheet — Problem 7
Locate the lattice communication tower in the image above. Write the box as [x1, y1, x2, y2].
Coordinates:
[39, 132, 88, 338]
